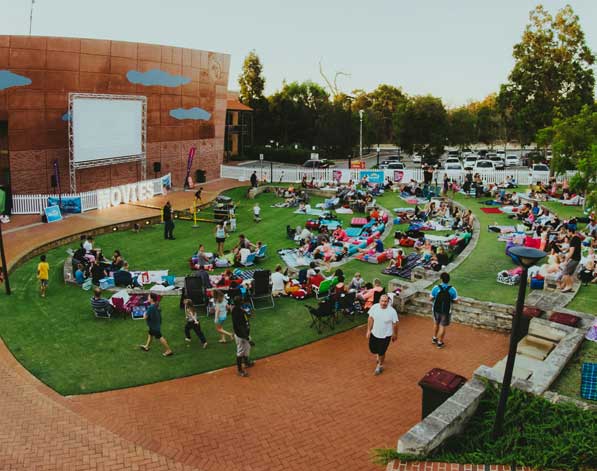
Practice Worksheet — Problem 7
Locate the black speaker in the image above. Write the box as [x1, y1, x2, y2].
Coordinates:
[153, 162, 161, 173]
[50, 175, 58, 188]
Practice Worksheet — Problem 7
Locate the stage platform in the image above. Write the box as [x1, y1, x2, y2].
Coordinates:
[2, 178, 242, 271]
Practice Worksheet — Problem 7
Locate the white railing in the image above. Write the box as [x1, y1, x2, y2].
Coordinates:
[11, 174, 169, 215]
[220, 165, 576, 187]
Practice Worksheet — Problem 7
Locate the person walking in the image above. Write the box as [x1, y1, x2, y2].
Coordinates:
[37, 254, 50, 298]
[253, 202, 261, 223]
[213, 290, 234, 343]
[140, 293, 173, 356]
[231, 295, 254, 377]
[183, 299, 208, 348]
[366, 294, 399, 375]
[250, 171, 258, 188]
[163, 201, 175, 240]
[430, 272, 458, 349]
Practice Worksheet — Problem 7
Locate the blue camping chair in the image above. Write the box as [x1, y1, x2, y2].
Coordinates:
[241, 252, 256, 267]
[255, 244, 268, 262]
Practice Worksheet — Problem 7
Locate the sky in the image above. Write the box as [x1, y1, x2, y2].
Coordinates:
[1, 0, 596, 107]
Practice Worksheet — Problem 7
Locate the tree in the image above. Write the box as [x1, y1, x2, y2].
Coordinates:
[536, 105, 597, 173]
[497, 5, 595, 144]
[448, 107, 476, 149]
[238, 50, 266, 107]
[394, 95, 448, 162]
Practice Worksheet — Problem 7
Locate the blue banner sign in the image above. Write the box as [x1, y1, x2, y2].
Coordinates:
[44, 205, 63, 223]
[359, 170, 384, 185]
[48, 196, 82, 214]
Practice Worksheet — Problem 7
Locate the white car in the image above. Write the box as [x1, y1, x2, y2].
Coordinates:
[385, 162, 406, 170]
[463, 156, 478, 170]
[444, 162, 463, 174]
[505, 155, 519, 167]
[473, 160, 496, 171]
[378, 160, 393, 169]
[445, 157, 461, 166]
[530, 164, 550, 183]
[412, 153, 422, 164]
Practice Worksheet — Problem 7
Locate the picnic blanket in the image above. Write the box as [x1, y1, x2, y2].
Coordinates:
[500, 206, 518, 214]
[294, 208, 326, 217]
[424, 234, 458, 244]
[277, 248, 314, 268]
[336, 207, 354, 214]
[481, 207, 503, 214]
[345, 227, 363, 237]
[548, 195, 583, 206]
[399, 194, 428, 205]
[382, 253, 422, 279]
[481, 200, 502, 206]
[393, 207, 415, 213]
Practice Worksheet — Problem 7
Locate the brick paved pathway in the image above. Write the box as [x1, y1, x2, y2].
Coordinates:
[67, 318, 507, 471]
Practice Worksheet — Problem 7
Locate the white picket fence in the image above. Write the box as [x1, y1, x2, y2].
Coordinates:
[11, 175, 168, 215]
[220, 165, 576, 187]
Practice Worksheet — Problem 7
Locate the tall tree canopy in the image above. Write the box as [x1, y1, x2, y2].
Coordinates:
[394, 95, 448, 162]
[497, 4, 595, 144]
[238, 50, 266, 107]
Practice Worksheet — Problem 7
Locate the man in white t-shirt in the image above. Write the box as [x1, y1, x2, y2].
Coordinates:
[253, 203, 261, 223]
[270, 265, 289, 297]
[366, 294, 399, 375]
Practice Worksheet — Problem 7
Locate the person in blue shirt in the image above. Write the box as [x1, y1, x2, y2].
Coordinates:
[74, 263, 87, 285]
[429, 272, 458, 349]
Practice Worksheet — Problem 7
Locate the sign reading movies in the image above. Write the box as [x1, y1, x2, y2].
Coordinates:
[97, 181, 155, 209]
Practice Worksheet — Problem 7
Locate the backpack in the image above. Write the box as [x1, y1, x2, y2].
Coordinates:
[433, 285, 452, 315]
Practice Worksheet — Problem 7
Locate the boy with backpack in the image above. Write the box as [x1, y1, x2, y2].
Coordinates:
[429, 272, 458, 349]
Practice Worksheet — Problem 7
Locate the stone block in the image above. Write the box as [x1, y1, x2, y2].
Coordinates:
[517, 335, 556, 361]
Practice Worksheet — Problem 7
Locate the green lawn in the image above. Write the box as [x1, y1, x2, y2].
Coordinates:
[0, 185, 594, 396]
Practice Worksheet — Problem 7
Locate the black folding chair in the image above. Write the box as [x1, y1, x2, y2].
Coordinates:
[250, 270, 274, 310]
[306, 298, 335, 333]
[337, 291, 357, 322]
[183, 276, 208, 313]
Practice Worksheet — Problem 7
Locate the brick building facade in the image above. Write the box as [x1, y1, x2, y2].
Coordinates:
[0, 35, 230, 194]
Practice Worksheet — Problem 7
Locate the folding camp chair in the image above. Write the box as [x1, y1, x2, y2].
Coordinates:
[91, 299, 113, 320]
[241, 252, 256, 267]
[183, 276, 208, 313]
[255, 244, 268, 262]
[250, 270, 274, 310]
[312, 277, 337, 299]
[306, 298, 335, 333]
[337, 291, 359, 322]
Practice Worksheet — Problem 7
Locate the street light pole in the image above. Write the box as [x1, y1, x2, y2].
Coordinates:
[359, 110, 364, 158]
[376, 145, 380, 168]
[492, 246, 546, 438]
[0, 222, 11, 295]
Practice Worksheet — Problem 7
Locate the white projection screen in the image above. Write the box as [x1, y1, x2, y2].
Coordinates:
[71, 95, 145, 163]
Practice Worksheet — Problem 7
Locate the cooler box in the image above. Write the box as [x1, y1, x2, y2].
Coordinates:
[418, 368, 467, 419]
[99, 277, 115, 290]
[549, 312, 581, 327]
[530, 277, 544, 290]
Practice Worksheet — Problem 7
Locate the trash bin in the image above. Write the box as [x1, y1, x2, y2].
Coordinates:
[196, 169, 206, 183]
[418, 368, 466, 419]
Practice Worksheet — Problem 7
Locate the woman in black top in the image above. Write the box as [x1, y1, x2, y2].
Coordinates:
[231, 296, 253, 377]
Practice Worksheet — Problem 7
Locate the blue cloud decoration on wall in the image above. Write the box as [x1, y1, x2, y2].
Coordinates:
[0, 70, 32, 90]
[62, 112, 71, 122]
[126, 69, 191, 87]
[169, 107, 211, 121]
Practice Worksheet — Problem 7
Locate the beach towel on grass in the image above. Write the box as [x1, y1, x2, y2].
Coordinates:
[277, 249, 314, 268]
[294, 208, 326, 217]
[382, 253, 422, 279]
[480, 207, 503, 214]
[580, 362, 597, 401]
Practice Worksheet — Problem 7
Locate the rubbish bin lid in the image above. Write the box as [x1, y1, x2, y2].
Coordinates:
[418, 368, 466, 393]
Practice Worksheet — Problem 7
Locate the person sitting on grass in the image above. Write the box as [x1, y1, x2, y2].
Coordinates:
[196, 244, 213, 267]
[140, 293, 173, 356]
[357, 278, 384, 311]
[271, 264, 290, 297]
[109, 250, 124, 272]
[386, 250, 404, 271]
[74, 263, 88, 285]
[90, 287, 114, 317]
[349, 272, 364, 291]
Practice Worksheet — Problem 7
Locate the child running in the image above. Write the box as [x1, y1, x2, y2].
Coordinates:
[183, 299, 208, 348]
[37, 254, 49, 298]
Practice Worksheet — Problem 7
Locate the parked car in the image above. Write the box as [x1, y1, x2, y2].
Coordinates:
[473, 160, 496, 171]
[447, 150, 460, 159]
[387, 154, 401, 161]
[489, 155, 505, 170]
[303, 159, 335, 169]
[386, 162, 406, 170]
[444, 162, 464, 174]
[530, 163, 550, 182]
[412, 153, 422, 164]
[378, 160, 393, 169]
[463, 156, 478, 170]
[445, 157, 461, 166]
[505, 155, 519, 167]
[461, 149, 473, 158]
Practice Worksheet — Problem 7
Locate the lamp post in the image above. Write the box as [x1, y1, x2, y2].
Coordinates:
[359, 110, 364, 158]
[0, 222, 10, 295]
[376, 145, 380, 168]
[493, 246, 546, 438]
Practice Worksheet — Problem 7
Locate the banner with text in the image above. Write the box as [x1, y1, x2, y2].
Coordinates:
[359, 170, 384, 185]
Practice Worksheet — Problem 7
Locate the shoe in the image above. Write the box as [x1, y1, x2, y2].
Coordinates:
[432, 337, 438, 345]
[169, 237, 176, 240]
[202, 342, 208, 349]
[163, 351, 174, 357]
[237, 370, 249, 377]
[374, 365, 384, 375]
[185, 338, 191, 343]
[244, 360, 255, 368]
[436, 342, 445, 349]
[139, 345, 149, 352]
